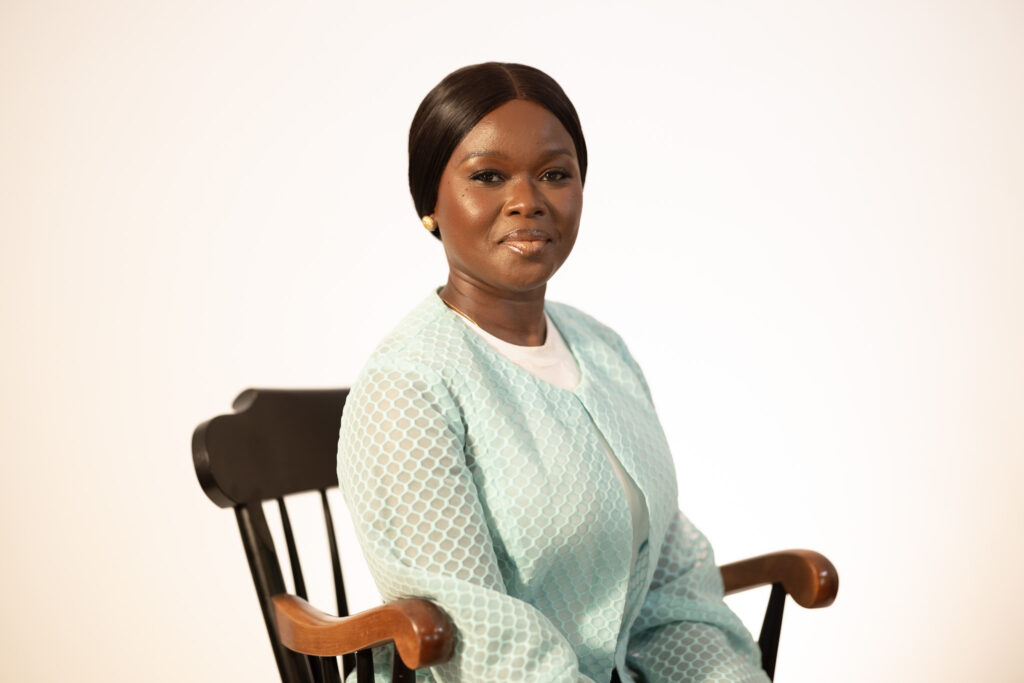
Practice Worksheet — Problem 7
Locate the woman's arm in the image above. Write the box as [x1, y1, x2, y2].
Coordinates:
[625, 511, 769, 683]
[338, 360, 596, 682]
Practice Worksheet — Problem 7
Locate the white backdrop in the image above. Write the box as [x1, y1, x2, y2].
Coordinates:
[2, 1, 1022, 681]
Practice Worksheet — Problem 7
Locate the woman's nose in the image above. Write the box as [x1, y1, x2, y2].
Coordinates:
[504, 178, 545, 217]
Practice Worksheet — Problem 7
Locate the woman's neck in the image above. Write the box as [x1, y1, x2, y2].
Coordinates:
[439, 279, 547, 346]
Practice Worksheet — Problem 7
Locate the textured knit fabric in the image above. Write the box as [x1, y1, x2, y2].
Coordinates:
[459, 312, 581, 391]
[336, 291, 768, 683]
[455, 312, 649, 568]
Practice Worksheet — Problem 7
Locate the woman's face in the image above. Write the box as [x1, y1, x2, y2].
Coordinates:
[432, 99, 583, 297]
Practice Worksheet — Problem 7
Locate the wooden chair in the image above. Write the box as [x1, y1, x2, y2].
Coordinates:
[193, 388, 838, 683]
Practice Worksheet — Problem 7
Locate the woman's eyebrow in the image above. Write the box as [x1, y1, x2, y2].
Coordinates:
[457, 147, 575, 164]
[539, 147, 574, 161]
[458, 149, 509, 164]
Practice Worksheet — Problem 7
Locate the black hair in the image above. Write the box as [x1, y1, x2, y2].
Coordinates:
[408, 62, 587, 239]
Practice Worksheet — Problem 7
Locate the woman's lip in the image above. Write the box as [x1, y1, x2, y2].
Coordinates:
[503, 239, 550, 257]
[500, 228, 551, 243]
[500, 229, 552, 257]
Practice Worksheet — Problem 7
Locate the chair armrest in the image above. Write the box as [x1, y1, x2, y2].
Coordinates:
[272, 594, 456, 669]
[719, 549, 838, 609]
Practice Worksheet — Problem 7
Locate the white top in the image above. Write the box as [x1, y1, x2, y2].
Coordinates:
[455, 311, 650, 565]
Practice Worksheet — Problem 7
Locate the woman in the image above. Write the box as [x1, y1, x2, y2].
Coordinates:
[337, 62, 768, 683]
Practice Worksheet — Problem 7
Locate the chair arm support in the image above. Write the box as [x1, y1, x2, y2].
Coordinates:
[272, 594, 456, 669]
[719, 549, 838, 609]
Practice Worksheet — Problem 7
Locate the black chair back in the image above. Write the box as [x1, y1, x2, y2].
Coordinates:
[193, 388, 353, 682]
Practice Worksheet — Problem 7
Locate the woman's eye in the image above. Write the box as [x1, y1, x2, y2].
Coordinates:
[470, 171, 503, 184]
[541, 169, 570, 182]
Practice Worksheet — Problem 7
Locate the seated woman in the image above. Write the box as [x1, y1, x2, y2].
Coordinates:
[337, 62, 768, 683]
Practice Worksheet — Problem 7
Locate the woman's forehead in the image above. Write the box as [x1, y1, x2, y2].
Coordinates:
[452, 100, 576, 163]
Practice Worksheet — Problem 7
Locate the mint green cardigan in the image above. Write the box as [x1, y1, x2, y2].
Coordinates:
[337, 292, 767, 682]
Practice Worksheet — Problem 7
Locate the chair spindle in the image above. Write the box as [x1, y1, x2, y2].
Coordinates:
[236, 502, 311, 683]
[277, 497, 308, 600]
[391, 650, 415, 683]
[320, 489, 355, 677]
[318, 655, 342, 683]
[356, 649, 374, 683]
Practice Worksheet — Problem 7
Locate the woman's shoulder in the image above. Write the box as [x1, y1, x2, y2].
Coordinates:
[356, 291, 468, 381]
[545, 300, 630, 355]
[547, 300, 653, 400]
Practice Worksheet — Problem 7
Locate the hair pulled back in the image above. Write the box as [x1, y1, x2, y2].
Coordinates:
[408, 62, 587, 239]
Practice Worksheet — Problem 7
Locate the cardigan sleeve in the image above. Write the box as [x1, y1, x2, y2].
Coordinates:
[624, 511, 769, 683]
[337, 360, 597, 683]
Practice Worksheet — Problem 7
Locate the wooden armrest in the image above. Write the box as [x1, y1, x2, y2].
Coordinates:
[272, 594, 455, 669]
[719, 549, 838, 609]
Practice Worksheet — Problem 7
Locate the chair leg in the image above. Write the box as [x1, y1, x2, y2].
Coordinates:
[757, 582, 787, 681]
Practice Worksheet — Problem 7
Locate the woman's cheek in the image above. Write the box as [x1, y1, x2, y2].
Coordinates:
[457, 193, 494, 227]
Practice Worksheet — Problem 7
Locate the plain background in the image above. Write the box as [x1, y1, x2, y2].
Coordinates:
[2, 1, 1022, 681]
